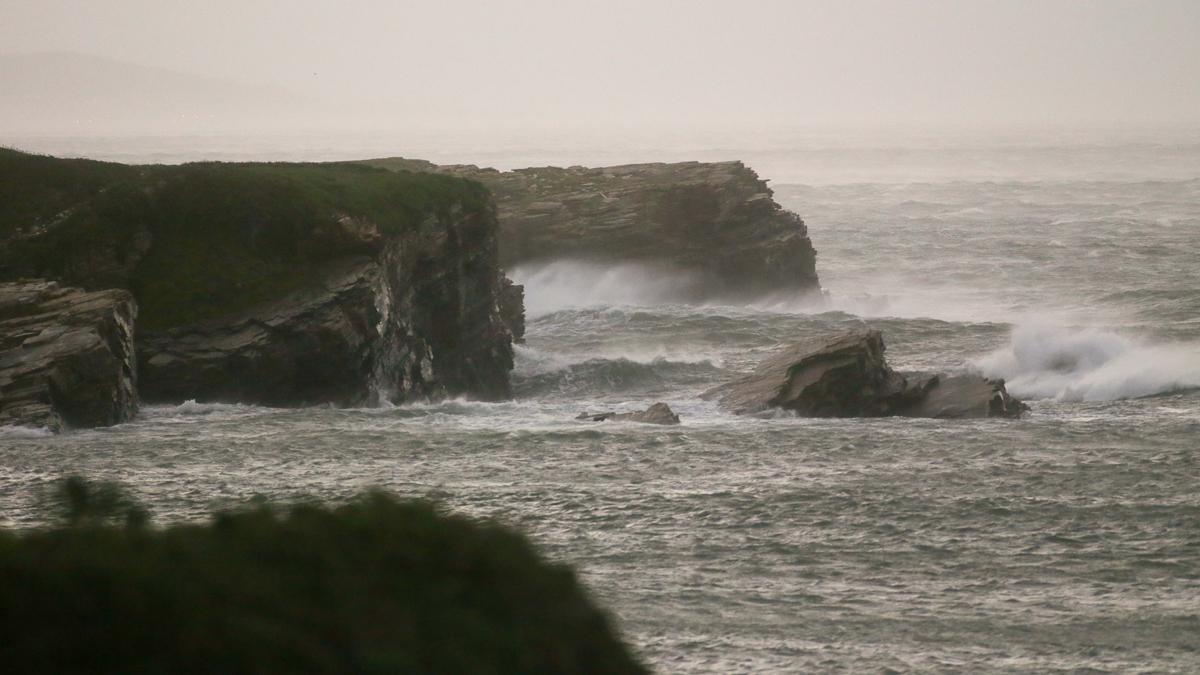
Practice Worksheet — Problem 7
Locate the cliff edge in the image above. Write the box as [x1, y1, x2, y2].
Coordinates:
[0, 149, 517, 408]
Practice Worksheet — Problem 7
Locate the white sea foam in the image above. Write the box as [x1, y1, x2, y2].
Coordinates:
[976, 323, 1200, 401]
[140, 399, 258, 418]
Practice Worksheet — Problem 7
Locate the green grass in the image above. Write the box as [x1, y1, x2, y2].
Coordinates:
[0, 479, 647, 674]
[0, 149, 491, 330]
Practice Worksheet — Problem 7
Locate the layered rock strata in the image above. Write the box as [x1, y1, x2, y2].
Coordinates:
[703, 329, 1026, 419]
[0, 280, 138, 431]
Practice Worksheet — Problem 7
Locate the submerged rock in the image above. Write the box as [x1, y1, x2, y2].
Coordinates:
[364, 158, 821, 302]
[577, 402, 681, 425]
[0, 280, 138, 431]
[703, 328, 1026, 419]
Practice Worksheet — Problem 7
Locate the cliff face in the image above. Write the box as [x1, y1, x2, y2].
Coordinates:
[0, 150, 517, 408]
[365, 159, 820, 301]
[140, 209, 513, 406]
[0, 280, 138, 431]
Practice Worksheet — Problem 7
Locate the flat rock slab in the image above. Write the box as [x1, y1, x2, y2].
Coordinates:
[703, 328, 1025, 419]
[0, 280, 138, 431]
[904, 374, 1028, 419]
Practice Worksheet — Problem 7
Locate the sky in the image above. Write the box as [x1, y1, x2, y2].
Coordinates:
[1, 0, 1198, 133]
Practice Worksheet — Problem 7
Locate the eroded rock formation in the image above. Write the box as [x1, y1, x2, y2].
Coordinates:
[703, 329, 1026, 419]
[0, 280, 138, 431]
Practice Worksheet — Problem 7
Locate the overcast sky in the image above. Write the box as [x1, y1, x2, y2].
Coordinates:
[2, 0, 1198, 131]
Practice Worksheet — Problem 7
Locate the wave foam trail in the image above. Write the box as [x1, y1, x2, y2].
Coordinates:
[976, 323, 1200, 401]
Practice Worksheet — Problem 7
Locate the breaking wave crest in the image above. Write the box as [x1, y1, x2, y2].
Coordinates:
[976, 323, 1200, 401]
[140, 399, 263, 419]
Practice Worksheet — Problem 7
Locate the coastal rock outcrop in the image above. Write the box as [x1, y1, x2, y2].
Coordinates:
[0, 280, 137, 431]
[703, 329, 1026, 419]
[365, 158, 821, 301]
[0, 150, 518, 407]
[577, 402, 681, 425]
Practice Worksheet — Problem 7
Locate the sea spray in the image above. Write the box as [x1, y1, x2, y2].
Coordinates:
[509, 260, 704, 316]
[976, 322, 1200, 401]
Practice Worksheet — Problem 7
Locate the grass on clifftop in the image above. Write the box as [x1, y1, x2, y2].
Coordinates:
[0, 149, 491, 330]
[0, 477, 647, 674]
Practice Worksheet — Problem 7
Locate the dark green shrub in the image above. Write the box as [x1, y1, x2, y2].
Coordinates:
[0, 482, 647, 674]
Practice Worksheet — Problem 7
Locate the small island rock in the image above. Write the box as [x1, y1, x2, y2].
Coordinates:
[703, 328, 1025, 419]
[577, 402, 681, 425]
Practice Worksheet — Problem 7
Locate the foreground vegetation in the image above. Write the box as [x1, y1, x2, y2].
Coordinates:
[0, 148, 491, 329]
[0, 478, 646, 674]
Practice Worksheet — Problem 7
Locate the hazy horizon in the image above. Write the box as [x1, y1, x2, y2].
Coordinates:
[3, 0, 1199, 136]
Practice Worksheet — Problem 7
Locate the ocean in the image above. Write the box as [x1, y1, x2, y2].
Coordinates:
[2, 128, 1198, 672]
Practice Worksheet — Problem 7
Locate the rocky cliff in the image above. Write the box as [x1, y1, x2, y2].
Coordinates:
[0, 149, 517, 408]
[0, 280, 138, 431]
[364, 158, 820, 301]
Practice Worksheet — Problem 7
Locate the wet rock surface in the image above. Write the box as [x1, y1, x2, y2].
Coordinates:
[0, 280, 138, 431]
[704, 328, 1026, 419]
[498, 277, 526, 344]
[905, 374, 1029, 419]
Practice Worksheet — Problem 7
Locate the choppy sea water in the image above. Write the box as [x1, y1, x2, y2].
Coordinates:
[2, 131, 1199, 673]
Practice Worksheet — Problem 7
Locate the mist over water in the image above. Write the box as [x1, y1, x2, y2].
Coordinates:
[2, 130, 1199, 671]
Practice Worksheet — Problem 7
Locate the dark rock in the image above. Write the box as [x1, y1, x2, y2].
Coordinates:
[703, 328, 1025, 419]
[499, 277, 526, 344]
[363, 158, 821, 301]
[576, 402, 681, 425]
[140, 206, 516, 407]
[0, 280, 138, 431]
[902, 374, 1028, 419]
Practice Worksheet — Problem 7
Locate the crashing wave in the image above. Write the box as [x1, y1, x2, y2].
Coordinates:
[976, 322, 1200, 401]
